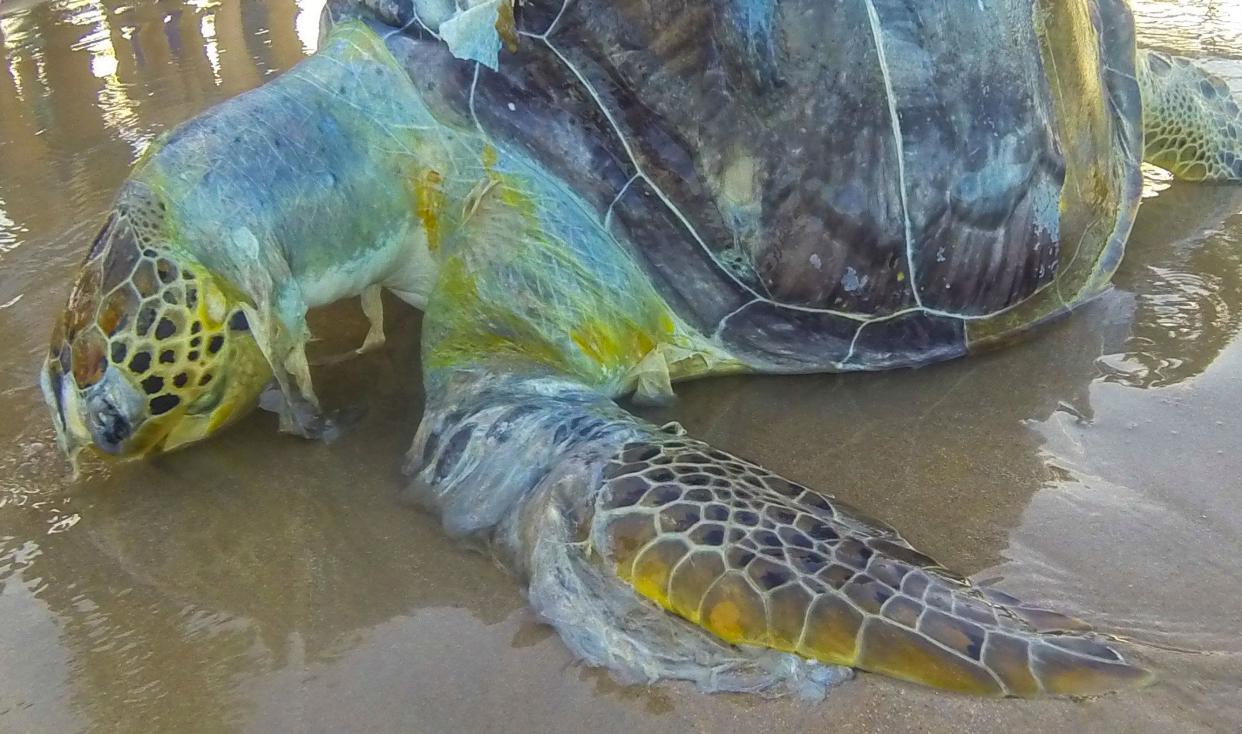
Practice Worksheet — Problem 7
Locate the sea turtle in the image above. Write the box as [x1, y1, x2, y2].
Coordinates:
[38, 0, 1242, 697]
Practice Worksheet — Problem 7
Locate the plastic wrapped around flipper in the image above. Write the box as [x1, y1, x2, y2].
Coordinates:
[1139, 50, 1242, 181]
[522, 459, 852, 698]
[407, 373, 1151, 698]
[405, 373, 851, 698]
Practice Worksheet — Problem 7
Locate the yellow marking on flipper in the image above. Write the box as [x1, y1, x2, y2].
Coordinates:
[857, 618, 1004, 696]
[983, 633, 1042, 697]
[767, 584, 813, 651]
[666, 551, 724, 624]
[708, 600, 743, 641]
[700, 574, 767, 644]
[799, 594, 863, 666]
[617, 544, 761, 646]
[631, 542, 682, 609]
[1030, 641, 1154, 696]
[611, 523, 677, 607]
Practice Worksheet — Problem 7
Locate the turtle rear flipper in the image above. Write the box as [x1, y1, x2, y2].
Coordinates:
[1139, 50, 1242, 181]
[408, 377, 1151, 698]
[593, 436, 1151, 697]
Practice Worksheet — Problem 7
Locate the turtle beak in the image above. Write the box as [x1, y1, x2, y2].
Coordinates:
[81, 369, 146, 454]
[40, 357, 151, 460]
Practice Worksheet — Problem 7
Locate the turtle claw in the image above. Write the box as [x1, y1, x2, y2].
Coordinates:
[658, 421, 688, 436]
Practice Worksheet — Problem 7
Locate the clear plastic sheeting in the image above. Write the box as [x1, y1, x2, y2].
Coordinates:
[438, 0, 507, 70]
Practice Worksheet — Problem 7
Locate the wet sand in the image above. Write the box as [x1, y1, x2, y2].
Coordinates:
[1, 1, 1240, 731]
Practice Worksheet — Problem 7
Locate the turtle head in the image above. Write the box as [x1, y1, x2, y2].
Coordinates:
[41, 188, 273, 463]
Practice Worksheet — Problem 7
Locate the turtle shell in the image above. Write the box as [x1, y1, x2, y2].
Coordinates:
[334, 0, 1143, 371]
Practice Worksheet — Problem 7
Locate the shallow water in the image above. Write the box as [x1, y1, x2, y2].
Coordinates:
[1, 0, 1240, 731]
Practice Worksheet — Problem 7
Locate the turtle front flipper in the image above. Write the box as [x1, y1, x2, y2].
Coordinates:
[1138, 50, 1242, 181]
[408, 377, 1151, 698]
